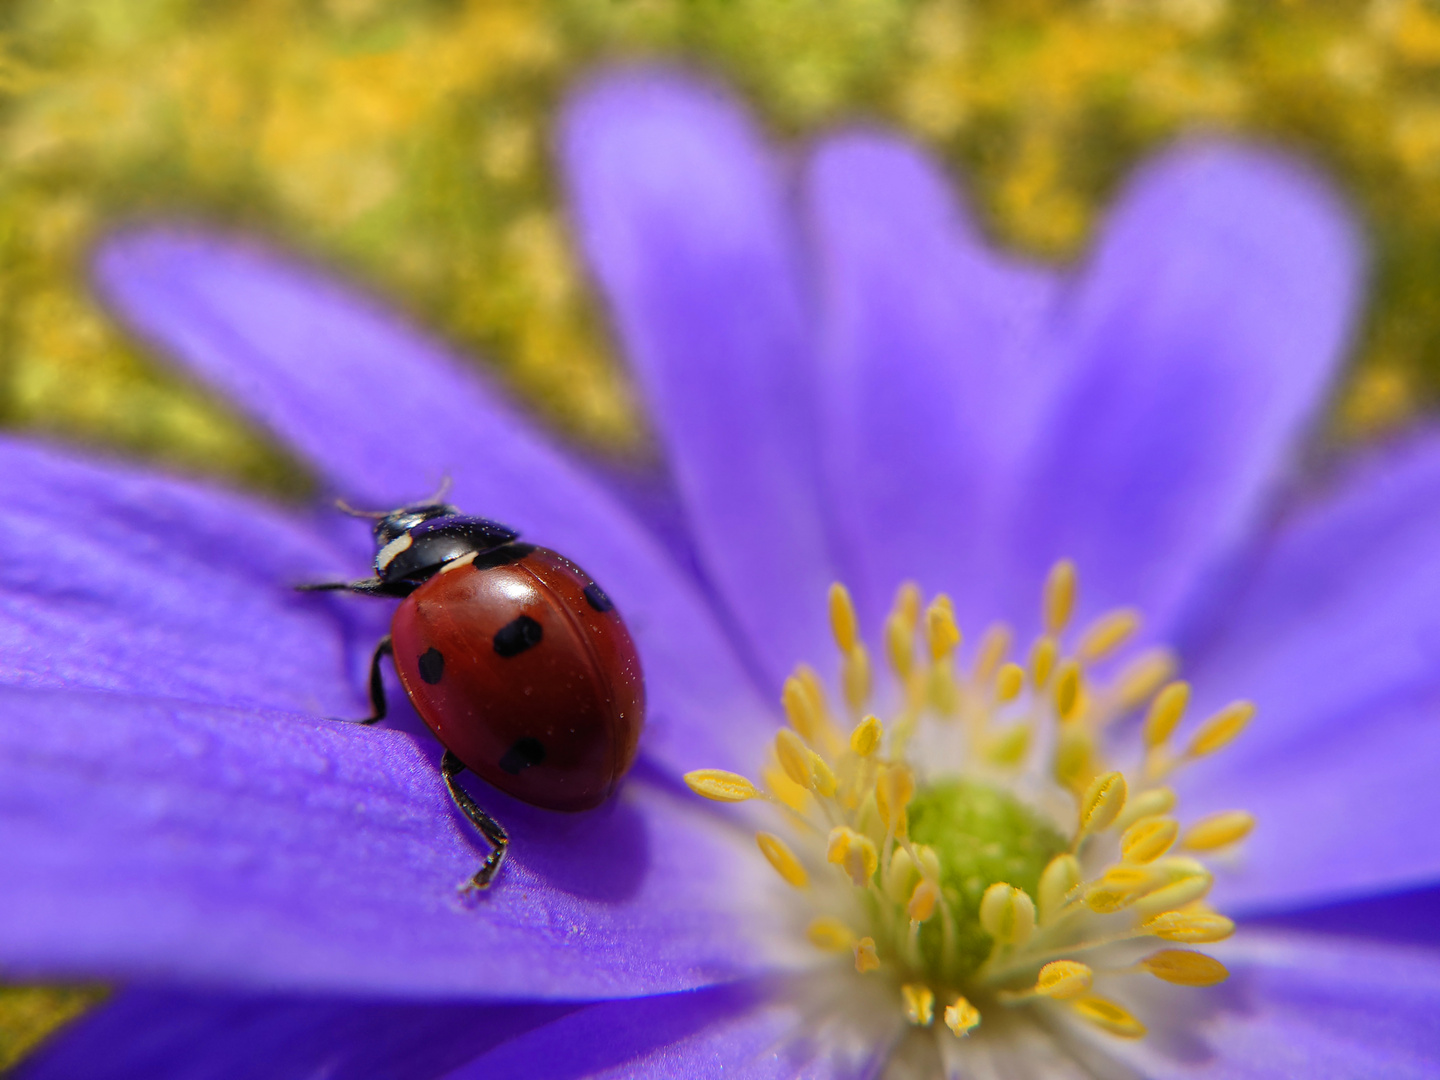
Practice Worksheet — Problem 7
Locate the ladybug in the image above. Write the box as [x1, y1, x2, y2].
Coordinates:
[301, 500, 645, 891]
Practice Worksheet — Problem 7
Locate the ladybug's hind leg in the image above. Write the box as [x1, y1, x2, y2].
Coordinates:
[441, 751, 510, 892]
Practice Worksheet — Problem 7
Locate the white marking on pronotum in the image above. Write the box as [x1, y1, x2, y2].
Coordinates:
[375, 532, 413, 574]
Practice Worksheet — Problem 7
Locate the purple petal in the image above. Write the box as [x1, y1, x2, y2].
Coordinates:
[562, 69, 837, 689]
[93, 228, 774, 776]
[1004, 141, 1364, 637]
[0, 686, 777, 997]
[1107, 932, 1440, 1079]
[1250, 882, 1440, 951]
[1178, 434, 1440, 910]
[806, 133, 1060, 632]
[16, 989, 574, 1080]
[0, 437, 371, 718]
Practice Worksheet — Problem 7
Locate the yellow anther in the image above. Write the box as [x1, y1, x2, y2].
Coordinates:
[1117, 648, 1178, 711]
[885, 611, 915, 680]
[1043, 559, 1078, 635]
[894, 581, 922, 628]
[808, 751, 837, 797]
[1141, 949, 1229, 987]
[1114, 786, 1176, 832]
[885, 846, 918, 903]
[775, 729, 814, 790]
[795, 664, 831, 724]
[974, 623, 1013, 683]
[995, 662, 1025, 702]
[1070, 996, 1146, 1039]
[1182, 810, 1255, 852]
[1121, 815, 1180, 864]
[755, 832, 808, 888]
[841, 644, 872, 712]
[875, 764, 916, 837]
[1029, 635, 1059, 688]
[986, 724, 1030, 767]
[1053, 659, 1083, 721]
[853, 936, 881, 973]
[1083, 866, 1158, 913]
[684, 770, 758, 803]
[849, 714, 883, 757]
[901, 983, 935, 1026]
[1132, 857, 1213, 918]
[1052, 729, 1096, 794]
[829, 583, 860, 653]
[1077, 608, 1141, 662]
[1186, 700, 1255, 758]
[1035, 960, 1093, 1000]
[827, 826, 879, 887]
[979, 882, 1036, 946]
[944, 996, 981, 1037]
[907, 878, 940, 923]
[807, 917, 854, 951]
[781, 676, 819, 743]
[914, 843, 941, 881]
[1143, 911, 1236, 943]
[1078, 771, 1128, 837]
[1038, 853, 1081, 925]
[925, 595, 961, 660]
[1143, 681, 1190, 748]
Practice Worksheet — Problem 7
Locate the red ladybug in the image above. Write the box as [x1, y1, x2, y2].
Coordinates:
[302, 500, 645, 891]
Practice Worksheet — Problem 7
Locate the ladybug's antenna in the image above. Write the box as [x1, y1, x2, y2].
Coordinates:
[424, 475, 453, 504]
[334, 498, 388, 520]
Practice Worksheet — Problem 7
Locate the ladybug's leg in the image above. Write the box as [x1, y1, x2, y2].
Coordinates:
[359, 635, 394, 725]
[440, 750, 509, 892]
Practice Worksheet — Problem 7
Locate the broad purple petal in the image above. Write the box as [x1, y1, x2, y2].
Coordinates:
[16, 989, 573, 1080]
[93, 228, 774, 776]
[0, 687, 777, 997]
[562, 69, 836, 689]
[1106, 933, 1440, 1079]
[0, 437, 370, 718]
[1004, 142, 1363, 638]
[807, 133, 1060, 632]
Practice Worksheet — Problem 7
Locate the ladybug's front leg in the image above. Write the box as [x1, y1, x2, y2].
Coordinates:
[441, 751, 509, 892]
[360, 635, 393, 725]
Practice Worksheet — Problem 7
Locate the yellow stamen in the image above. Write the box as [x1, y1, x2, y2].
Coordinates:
[1034, 960, 1093, 999]
[925, 595, 961, 659]
[1052, 729, 1096, 794]
[974, 623, 1012, 683]
[827, 826, 879, 887]
[885, 611, 915, 680]
[1185, 701, 1255, 758]
[842, 645, 872, 712]
[1053, 659, 1083, 721]
[1117, 648, 1178, 711]
[1143, 681, 1190, 748]
[756, 832, 808, 888]
[853, 936, 880, 973]
[986, 724, 1030, 767]
[809, 752, 838, 797]
[829, 583, 859, 653]
[1038, 853, 1081, 925]
[995, 661, 1025, 702]
[1131, 857, 1213, 918]
[1077, 608, 1140, 662]
[875, 764, 916, 837]
[944, 996, 981, 1037]
[781, 676, 820, 743]
[979, 883, 1036, 946]
[849, 714, 882, 757]
[1182, 810, 1255, 852]
[895, 581, 922, 629]
[1143, 911, 1236, 943]
[807, 917, 854, 951]
[1043, 559, 1078, 635]
[1140, 949, 1229, 986]
[1078, 771, 1128, 838]
[1029, 635, 1058, 688]
[683, 769, 758, 802]
[1121, 816, 1180, 864]
[775, 729, 815, 790]
[1114, 786, 1176, 831]
[907, 878, 940, 923]
[885, 846, 919, 903]
[1071, 996, 1146, 1039]
[901, 983, 935, 1026]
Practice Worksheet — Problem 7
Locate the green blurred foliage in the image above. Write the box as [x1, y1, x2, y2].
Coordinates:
[3, 0, 1440, 1062]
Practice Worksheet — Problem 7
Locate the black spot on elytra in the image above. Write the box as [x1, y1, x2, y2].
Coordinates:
[493, 614, 543, 657]
[418, 647, 444, 684]
[499, 736, 546, 775]
[583, 582, 614, 613]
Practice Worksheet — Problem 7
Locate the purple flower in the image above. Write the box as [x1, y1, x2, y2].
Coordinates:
[6, 66, 1440, 1078]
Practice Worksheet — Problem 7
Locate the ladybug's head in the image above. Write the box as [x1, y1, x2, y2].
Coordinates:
[371, 503, 520, 587]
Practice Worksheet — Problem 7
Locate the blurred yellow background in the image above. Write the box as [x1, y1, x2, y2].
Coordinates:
[3, 0, 1440, 1064]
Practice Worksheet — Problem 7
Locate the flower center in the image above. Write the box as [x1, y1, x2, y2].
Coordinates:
[685, 561, 1255, 1053]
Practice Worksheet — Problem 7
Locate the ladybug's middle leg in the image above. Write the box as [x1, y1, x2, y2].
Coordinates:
[359, 635, 393, 725]
[441, 750, 510, 892]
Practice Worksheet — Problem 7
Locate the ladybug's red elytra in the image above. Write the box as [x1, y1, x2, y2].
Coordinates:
[300, 500, 645, 891]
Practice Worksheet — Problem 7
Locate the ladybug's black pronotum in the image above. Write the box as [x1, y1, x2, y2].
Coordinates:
[302, 501, 645, 891]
